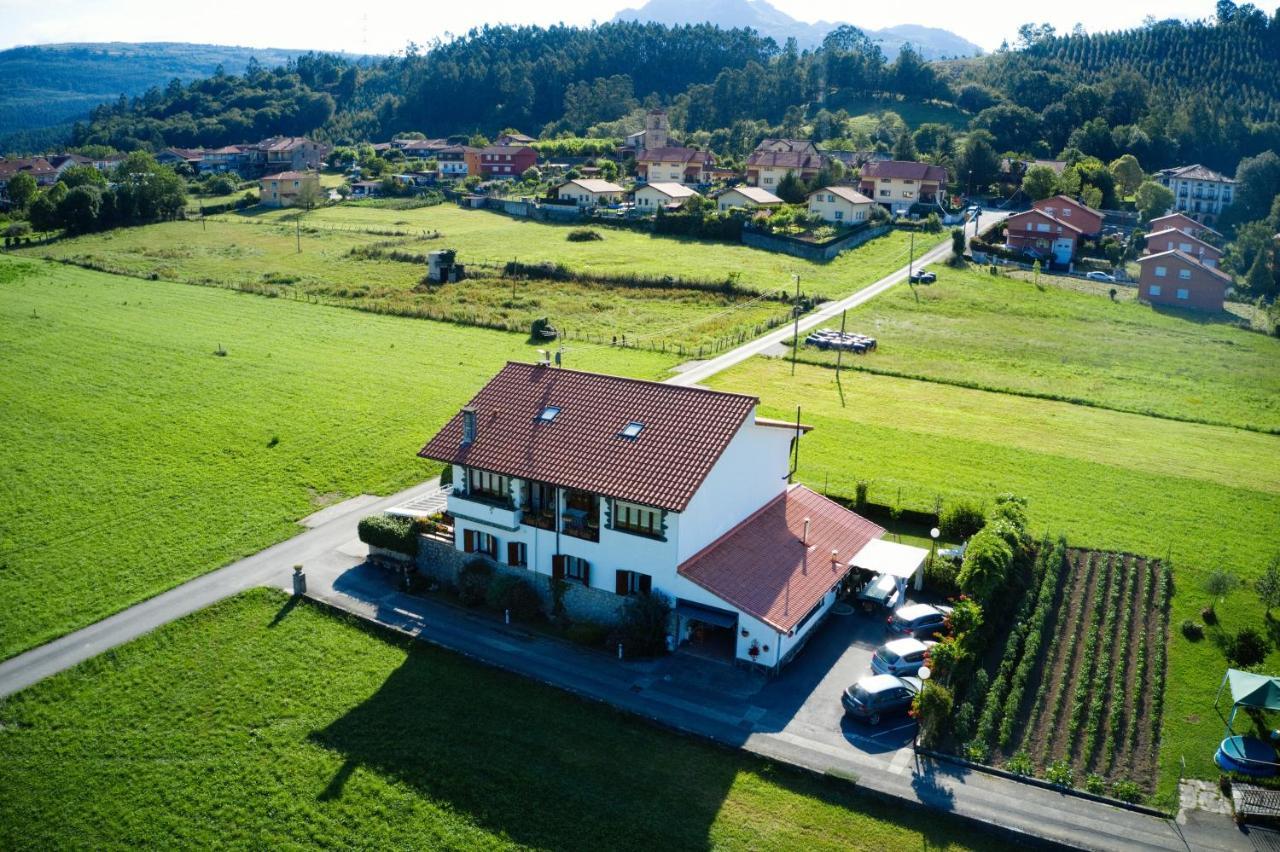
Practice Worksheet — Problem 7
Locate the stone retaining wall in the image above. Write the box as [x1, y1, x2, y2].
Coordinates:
[741, 223, 891, 262]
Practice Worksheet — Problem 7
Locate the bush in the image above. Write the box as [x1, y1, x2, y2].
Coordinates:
[1043, 758, 1074, 787]
[357, 514, 418, 556]
[529, 317, 555, 341]
[1005, 750, 1034, 776]
[566, 228, 602, 242]
[939, 500, 985, 541]
[1180, 619, 1204, 641]
[486, 575, 541, 621]
[614, 591, 672, 657]
[924, 555, 960, 596]
[854, 480, 869, 510]
[1111, 780, 1143, 803]
[912, 681, 953, 748]
[1085, 773, 1106, 795]
[1229, 628, 1269, 667]
[957, 526, 1013, 601]
[1201, 606, 1218, 625]
[565, 621, 610, 647]
[457, 559, 493, 607]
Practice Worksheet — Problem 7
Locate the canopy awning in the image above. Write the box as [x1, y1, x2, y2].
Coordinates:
[851, 539, 929, 580]
[1228, 669, 1280, 710]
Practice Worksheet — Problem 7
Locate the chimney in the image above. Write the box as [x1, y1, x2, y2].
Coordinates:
[831, 549, 839, 571]
[460, 406, 477, 445]
[802, 517, 811, 545]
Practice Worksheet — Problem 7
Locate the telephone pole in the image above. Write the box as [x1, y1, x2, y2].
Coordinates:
[791, 273, 801, 376]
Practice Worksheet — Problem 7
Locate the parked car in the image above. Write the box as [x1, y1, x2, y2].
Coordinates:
[909, 271, 937, 284]
[1085, 271, 1116, 282]
[871, 637, 936, 677]
[857, 572, 901, 611]
[841, 674, 921, 725]
[887, 603, 953, 639]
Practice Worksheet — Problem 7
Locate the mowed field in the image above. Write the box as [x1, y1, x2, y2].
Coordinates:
[793, 264, 1280, 433]
[0, 257, 674, 659]
[0, 589, 997, 852]
[708, 352, 1280, 801]
[18, 204, 922, 352]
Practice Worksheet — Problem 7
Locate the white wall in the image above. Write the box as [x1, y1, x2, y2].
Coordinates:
[808, 194, 870, 225]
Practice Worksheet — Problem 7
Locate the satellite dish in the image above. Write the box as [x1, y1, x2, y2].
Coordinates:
[918, 666, 932, 681]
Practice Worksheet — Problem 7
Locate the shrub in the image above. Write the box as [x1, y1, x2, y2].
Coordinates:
[487, 575, 541, 621]
[1044, 758, 1074, 787]
[565, 621, 610, 647]
[1201, 606, 1218, 625]
[529, 317, 555, 341]
[1111, 780, 1143, 803]
[965, 741, 990, 763]
[566, 228, 602, 242]
[854, 480, 869, 510]
[1181, 619, 1204, 641]
[357, 514, 418, 557]
[939, 500, 985, 541]
[1005, 750, 1034, 776]
[457, 559, 493, 607]
[913, 681, 953, 748]
[924, 555, 960, 597]
[1085, 773, 1106, 795]
[614, 591, 672, 657]
[957, 526, 1013, 601]
[1229, 628, 1269, 667]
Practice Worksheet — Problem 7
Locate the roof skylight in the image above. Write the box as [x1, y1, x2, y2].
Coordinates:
[537, 406, 560, 422]
[619, 421, 644, 439]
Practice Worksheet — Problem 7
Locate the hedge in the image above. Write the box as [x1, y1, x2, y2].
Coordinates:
[357, 514, 418, 557]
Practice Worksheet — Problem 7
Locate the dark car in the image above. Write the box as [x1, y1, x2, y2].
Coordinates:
[887, 603, 953, 639]
[909, 271, 937, 284]
[841, 674, 921, 725]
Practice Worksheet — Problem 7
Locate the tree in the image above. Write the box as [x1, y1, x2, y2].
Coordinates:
[57, 185, 102, 234]
[1021, 164, 1059, 200]
[27, 193, 58, 232]
[951, 227, 966, 258]
[57, 165, 107, 190]
[1255, 553, 1280, 616]
[1234, 150, 1280, 222]
[892, 130, 918, 161]
[955, 131, 1001, 191]
[957, 526, 1014, 601]
[1204, 569, 1240, 619]
[775, 171, 808, 204]
[5, 171, 37, 209]
[1108, 154, 1145, 197]
[912, 680, 953, 748]
[1134, 181, 1174, 222]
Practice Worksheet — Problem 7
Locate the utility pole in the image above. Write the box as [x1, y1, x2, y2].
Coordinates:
[296, 209, 302, 254]
[791, 273, 801, 376]
[836, 309, 847, 377]
[907, 229, 916, 280]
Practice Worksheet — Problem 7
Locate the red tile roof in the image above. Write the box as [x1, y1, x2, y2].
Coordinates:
[679, 485, 884, 632]
[637, 147, 713, 165]
[418, 362, 758, 512]
[1035, 194, 1103, 219]
[809, 186, 874, 205]
[1005, 208, 1083, 234]
[861, 159, 949, 183]
[1138, 249, 1234, 283]
[260, 171, 313, 181]
[1148, 212, 1221, 237]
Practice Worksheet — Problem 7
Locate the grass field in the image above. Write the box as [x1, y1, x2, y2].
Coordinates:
[0, 588, 996, 851]
[19, 207, 922, 350]
[0, 256, 673, 660]
[708, 357, 1280, 802]
[794, 264, 1280, 433]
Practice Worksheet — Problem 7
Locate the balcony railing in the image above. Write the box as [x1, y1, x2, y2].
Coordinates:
[446, 491, 522, 529]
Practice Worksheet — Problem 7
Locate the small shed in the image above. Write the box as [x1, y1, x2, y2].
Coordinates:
[851, 539, 929, 592]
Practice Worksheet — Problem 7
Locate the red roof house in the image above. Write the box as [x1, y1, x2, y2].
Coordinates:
[1002, 208, 1083, 264]
[478, 145, 537, 179]
[1136, 250, 1232, 312]
[1032, 195, 1103, 236]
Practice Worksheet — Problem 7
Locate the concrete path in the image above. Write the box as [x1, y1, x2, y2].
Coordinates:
[667, 210, 1004, 387]
[0, 481, 437, 699]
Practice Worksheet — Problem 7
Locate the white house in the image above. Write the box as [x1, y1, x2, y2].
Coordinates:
[418, 362, 894, 669]
[807, 186, 874, 225]
[633, 182, 700, 212]
[716, 186, 783, 212]
[556, 178, 625, 207]
[1154, 164, 1235, 223]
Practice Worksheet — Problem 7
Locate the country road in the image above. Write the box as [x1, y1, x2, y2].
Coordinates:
[666, 208, 1005, 387]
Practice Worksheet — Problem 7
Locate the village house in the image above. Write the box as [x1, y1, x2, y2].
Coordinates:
[495, 132, 537, 146]
[633, 182, 700, 212]
[260, 137, 328, 173]
[436, 145, 475, 178]
[478, 145, 538, 179]
[349, 180, 383, 198]
[636, 147, 715, 185]
[1136, 250, 1232, 312]
[1143, 228, 1223, 268]
[1154, 164, 1235, 223]
[806, 186, 874, 226]
[556, 179, 625, 207]
[155, 147, 204, 170]
[396, 139, 450, 158]
[1032, 195, 1103, 237]
[858, 160, 948, 214]
[0, 157, 58, 194]
[417, 362, 902, 669]
[46, 153, 92, 179]
[745, 139, 825, 189]
[1147, 212, 1221, 241]
[624, 109, 671, 153]
[200, 145, 251, 175]
[1002, 208, 1083, 265]
[715, 186, 783, 212]
[258, 171, 320, 207]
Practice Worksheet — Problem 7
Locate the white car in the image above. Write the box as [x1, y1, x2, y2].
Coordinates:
[1085, 271, 1116, 282]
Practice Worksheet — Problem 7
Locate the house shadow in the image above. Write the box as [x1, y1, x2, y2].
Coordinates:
[1148, 302, 1250, 328]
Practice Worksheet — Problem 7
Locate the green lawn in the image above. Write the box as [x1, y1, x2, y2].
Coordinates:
[0, 588, 996, 851]
[0, 256, 673, 660]
[18, 210, 922, 350]
[708, 357, 1280, 803]
[794, 264, 1280, 433]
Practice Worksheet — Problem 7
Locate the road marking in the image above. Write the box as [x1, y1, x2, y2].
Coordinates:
[888, 746, 915, 775]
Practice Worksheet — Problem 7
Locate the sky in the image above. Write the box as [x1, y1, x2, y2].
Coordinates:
[0, 0, 1220, 55]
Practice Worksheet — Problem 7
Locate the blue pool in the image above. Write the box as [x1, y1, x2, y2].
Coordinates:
[1215, 735, 1280, 777]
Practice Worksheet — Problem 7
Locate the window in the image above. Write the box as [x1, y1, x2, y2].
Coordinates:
[464, 529, 498, 558]
[763, 176, 774, 184]
[537, 406, 560, 422]
[826, 194, 835, 202]
[1177, 288, 1190, 300]
[619, 421, 644, 439]
[1154, 266, 1167, 278]
[1149, 284, 1162, 296]
[1179, 242, 1192, 252]
[467, 469, 510, 501]
[903, 179, 915, 185]
[834, 210, 844, 220]
[613, 499, 663, 538]
[507, 541, 527, 567]
[1061, 208, 1071, 217]
[902, 191, 914, 199]
[879, 189, 890, 197]
[1179, 269, 1192, 280]
[553, 555, 590, 585]
[615, 569, 652, 596]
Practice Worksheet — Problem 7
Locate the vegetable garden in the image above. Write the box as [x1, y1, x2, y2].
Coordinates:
[961, 544, 1172, 798]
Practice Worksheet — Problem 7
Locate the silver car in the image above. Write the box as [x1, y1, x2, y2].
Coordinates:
[871, 637, 936, 677]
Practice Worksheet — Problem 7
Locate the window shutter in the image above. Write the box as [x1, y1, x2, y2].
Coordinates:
[639, 574, 652, 595]
[552, 555, 565, 581]
[580, 561, 591, 587]
[508, 542, 520, 566]
[464, 530, 475, 553]
[615, 570, 628, 595]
